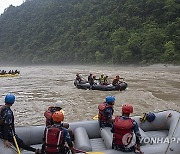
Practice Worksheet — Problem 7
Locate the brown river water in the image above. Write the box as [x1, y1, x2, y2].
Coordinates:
[0, 64, 179, 126]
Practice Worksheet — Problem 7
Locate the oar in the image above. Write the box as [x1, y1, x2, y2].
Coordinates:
[10, 126, 21, 154]
[74, 148, 104, 154]
[92, 114, 98, 120]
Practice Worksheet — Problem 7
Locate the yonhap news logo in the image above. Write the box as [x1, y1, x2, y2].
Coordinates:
[122, 133, 180, 146]
[140, 137, 180, 144]
[122, 133, 136, 147]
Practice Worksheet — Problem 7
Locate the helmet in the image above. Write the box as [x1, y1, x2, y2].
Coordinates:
[52, 111, 64, 123]
[54, 100, 63, 108]
[116, 75, 120, 79]
[105, 96, 115, 104]
[5, 94, 15, 104]
[146, 112, 156, 122]
[76, 73, 79, 76]
[122, 104, 133, 114]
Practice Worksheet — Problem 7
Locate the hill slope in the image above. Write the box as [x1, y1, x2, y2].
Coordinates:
[0, 0, 179, 64]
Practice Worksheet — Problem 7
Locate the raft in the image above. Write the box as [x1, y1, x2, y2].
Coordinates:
[74, 80, 128, 91]
[0, 73, 19, 78]
[0, 110, 179, 154]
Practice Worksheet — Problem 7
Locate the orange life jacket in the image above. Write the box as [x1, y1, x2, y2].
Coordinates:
[113, 116, 133, 145]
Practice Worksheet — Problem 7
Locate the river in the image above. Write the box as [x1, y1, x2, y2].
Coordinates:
[0, 64, 179, 126]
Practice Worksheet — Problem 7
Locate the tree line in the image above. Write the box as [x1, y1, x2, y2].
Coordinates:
[0, 0, 179, 65]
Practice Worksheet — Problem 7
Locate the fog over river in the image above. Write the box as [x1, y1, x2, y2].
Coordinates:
[0, 64, 179, 126]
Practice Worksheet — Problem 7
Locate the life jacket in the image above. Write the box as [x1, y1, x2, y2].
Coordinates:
[112, 78, 119, 85]
[44, 107, 64, 126]
[0, 105, 7, 125]
[98, 103, 113, 122]
[44, 106, 56, 126]
[103, 78, 108, 85]
[99, 76, 104, 84]
[113, 116, 133, 145]
[45, 125, 63, 154]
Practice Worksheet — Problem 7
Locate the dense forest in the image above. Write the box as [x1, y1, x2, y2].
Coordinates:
[0, 0, 179, 65]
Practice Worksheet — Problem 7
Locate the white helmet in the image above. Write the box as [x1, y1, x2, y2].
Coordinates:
[54, 100, 63, 108]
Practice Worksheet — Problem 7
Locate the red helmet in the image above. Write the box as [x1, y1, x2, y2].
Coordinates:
[52, 111, 64, 122]
[122, 104, 133, 114]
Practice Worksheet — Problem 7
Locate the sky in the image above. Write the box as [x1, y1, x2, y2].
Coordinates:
[0, 0, 24, 15]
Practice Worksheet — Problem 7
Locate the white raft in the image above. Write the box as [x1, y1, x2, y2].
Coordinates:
[0, 110, 179, 154]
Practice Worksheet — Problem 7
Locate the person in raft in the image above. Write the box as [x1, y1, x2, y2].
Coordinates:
[0, 93, 41, 153]
[41, 111, 75, 154]
[44, 100, 73, 140]
[111, 104, 143, 153]
[98, 96, 115, 128]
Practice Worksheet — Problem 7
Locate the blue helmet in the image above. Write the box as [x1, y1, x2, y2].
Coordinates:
[146, 112, 156, 122]
[105, 96, 115, 104]
[5, 94, 15, 104]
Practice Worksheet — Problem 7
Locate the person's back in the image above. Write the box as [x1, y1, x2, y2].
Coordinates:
[42, 111, 75, 154]
[44, 101, 73, 140]
[44, 101, 65, 126]
[98, 96, 115, 128]
[44, 106, 56, 126]
[112, 104, 142, 153]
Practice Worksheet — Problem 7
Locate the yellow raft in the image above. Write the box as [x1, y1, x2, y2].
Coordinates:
[0, 73, 19, 78]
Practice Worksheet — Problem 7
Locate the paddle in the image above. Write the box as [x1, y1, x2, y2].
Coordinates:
[74, 148, 104, 154]
[93, 114, 98, 120]
[10, 126, 21, 154]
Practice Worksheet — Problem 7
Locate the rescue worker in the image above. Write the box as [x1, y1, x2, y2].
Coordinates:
[44, 101, 73, 140]
[15, 70, 20, 74]
[41, 111, 75, 154]
[98, 96, 115, 128]
[0, 93, 40, 153]
[88, 73, 94, 86]
[112, 75, 120, 86]
[75, 73, 83, 83]
[99, 74, 105, 85]
[103, 75, 109, 85]
[44, 100, 65, 126]
[112, 75, 125, 86]
[111, 104, 142, 153]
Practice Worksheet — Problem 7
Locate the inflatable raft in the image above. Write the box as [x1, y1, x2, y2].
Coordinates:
[0, 73, 19, 78]
[0, 110, 179, 154]
[74, 80, 128, 91]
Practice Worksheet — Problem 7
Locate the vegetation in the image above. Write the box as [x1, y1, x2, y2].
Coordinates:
[0, 0, 179, 65]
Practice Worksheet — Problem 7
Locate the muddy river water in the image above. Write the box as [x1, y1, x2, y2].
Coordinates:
[0, 64, 179, 126]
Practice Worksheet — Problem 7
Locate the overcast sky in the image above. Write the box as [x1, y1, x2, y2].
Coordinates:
[0, 0, 23, 15]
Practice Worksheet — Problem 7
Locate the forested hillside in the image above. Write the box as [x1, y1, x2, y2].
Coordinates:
[0, 0, 179, 65]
